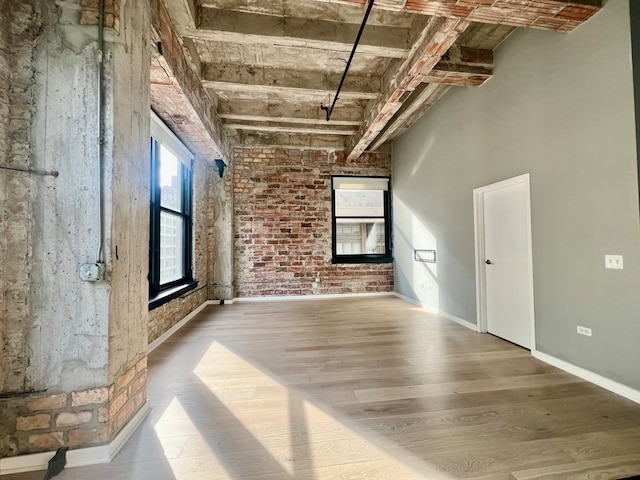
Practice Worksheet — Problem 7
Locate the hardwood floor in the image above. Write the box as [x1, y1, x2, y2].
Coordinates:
[11, 297, 640, 479]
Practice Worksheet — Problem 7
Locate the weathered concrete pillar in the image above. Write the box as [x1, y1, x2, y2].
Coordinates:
[0, 0, 151, 461]
[213, 161, 235, 300]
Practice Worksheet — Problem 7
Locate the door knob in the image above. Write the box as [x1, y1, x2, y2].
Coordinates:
[485, 260, 493, 265]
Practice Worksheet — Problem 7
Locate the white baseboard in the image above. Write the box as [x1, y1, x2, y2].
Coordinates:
[532, 351, 640, 405]
[148, 300, 219, 353]
[108, 400, 151, 459]
[394, 293, 478, 332]
[0, 401, 151, 476]
[438, 310, 479, 332]
[233, 291, 394, 303]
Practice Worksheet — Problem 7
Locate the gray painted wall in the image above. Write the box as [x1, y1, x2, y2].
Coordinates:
[393, 0, 640, 390]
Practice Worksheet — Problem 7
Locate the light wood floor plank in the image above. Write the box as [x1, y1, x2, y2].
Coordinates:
[9, 297, 640, 479]
[511, 453, 640, 480]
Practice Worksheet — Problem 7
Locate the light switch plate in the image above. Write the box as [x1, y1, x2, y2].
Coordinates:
[605, 254, 623, 270]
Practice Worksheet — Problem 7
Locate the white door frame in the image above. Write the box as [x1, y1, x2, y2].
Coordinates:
[473, 173, 536, 350]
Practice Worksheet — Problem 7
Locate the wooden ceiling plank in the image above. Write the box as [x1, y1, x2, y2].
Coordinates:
[428, 45, 493, 86]
[198, 0, 417, 28]
[220, 113, 362, 126]
[218, 99, 365, 124]
[189, 7, 411, 58]
[161, 0, 197, 29]
[368, 82, 439, 151]
[308, 0, 601, 31]
[205, 81, 379, 100]
[225, 121, 358, 135]
[235, 131, 348, 149]
[347, 16, 470, 160]
[369, 82, 451, 150]
[202, 63, 382, 97]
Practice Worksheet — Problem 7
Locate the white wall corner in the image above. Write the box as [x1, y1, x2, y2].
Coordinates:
[394, 292, 478, 331]
[437, 310, 479, 332]
[393, 292, 438, 314]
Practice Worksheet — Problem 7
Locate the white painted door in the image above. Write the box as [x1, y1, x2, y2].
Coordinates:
[480, 176, 533, 349]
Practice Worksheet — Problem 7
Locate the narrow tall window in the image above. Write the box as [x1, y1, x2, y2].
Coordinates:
[331, 176, 392, 264]
[149, 111, 196, 308]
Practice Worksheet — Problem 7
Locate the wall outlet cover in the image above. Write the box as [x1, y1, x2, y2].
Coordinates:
[605, 254, 623, 269]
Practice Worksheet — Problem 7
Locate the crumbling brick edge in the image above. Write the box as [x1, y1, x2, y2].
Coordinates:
[0, 402, 150, 476]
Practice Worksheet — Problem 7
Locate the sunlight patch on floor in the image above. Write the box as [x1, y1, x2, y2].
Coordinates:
[176, 340, 453, 479]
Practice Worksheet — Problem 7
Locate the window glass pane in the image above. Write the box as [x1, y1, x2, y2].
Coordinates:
[335, 189, 383, 217]
[160, 145, 182, 211]
[336, 219, 385, 255]
[160, 211, 184, 284]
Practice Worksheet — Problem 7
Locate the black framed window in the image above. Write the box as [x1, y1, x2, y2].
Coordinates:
[331, 176, 392, 264]
[149, 111, 196, 308]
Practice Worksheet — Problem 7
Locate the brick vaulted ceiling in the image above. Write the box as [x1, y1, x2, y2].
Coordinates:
[154, 0, 601, 162]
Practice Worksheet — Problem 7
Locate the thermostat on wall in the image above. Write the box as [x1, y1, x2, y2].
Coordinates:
[414, 249, 436, 263]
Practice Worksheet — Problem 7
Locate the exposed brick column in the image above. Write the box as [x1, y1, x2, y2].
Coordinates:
[0, 0, 37, 395]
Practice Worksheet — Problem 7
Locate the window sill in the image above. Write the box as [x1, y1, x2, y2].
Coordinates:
[332, 256, 393, 265]
[149, 280, 198, 310]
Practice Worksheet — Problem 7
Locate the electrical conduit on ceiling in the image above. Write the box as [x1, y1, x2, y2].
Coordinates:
[321, 0, 375, 121]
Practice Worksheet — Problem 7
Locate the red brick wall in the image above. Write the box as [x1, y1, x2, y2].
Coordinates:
[2, 358, 147, 456]
[233, 148, 394, 297]
[6, 388, 109, 455]
[80, 0, 120, 31]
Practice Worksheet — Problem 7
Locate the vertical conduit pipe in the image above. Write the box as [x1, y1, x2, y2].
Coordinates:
[96, 0, 105, 265]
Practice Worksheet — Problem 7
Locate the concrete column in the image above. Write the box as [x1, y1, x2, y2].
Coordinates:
[213, 161, 235, 300]
[0, 0, 151, 458]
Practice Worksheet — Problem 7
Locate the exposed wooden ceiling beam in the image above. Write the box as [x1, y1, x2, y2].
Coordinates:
[205, 82, 378, 100]
[370, 47, 493, 148]
[220, 113, 362, 127]
[150, 58, 223, 162]
[348, 16, 470, 160]
[310, 0, 601, 31]
[369, 82, 450, 151]
[234, 131, 348, 149]
[161, 0, 197, 29]
[202, 64, 382, 98]
[427, 45, 494, 86]
[217, 99, 364, 125]
[187, 7, 410, 58]
[225, 120, 358, 135]
[195, 0, 416, 27]
[150, 0, 230, 162]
